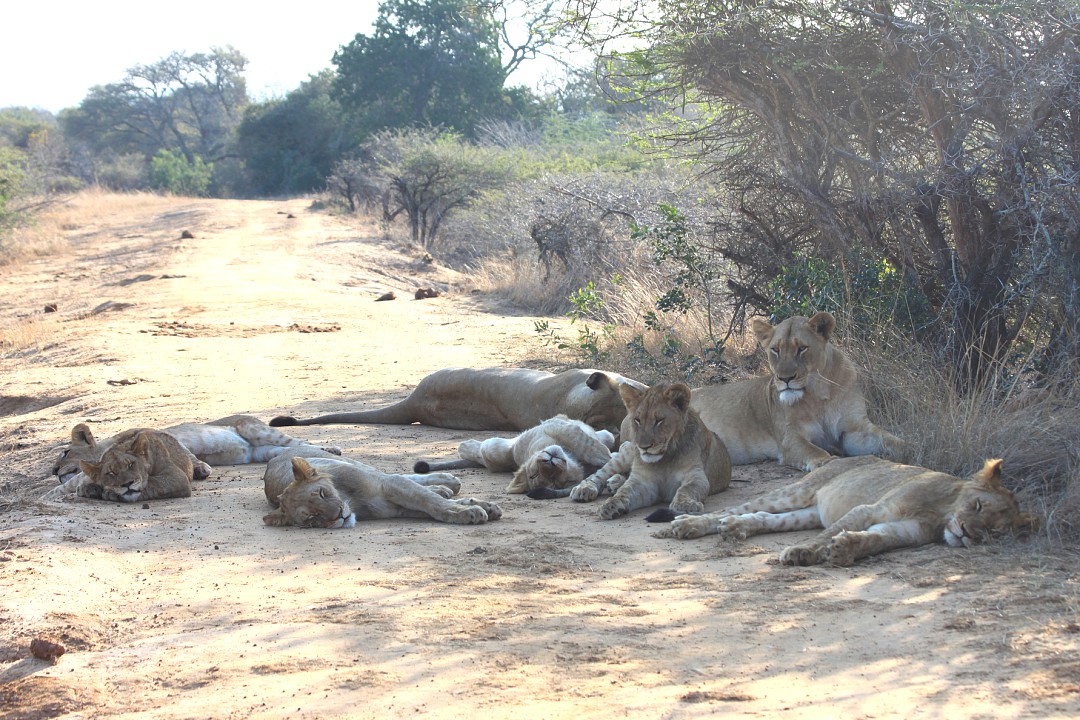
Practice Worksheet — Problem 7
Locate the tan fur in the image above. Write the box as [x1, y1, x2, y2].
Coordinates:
[570, 383, 732, 519]
[658, 456, 1039, 566]
[262, 450, 502, 528]
[49, 415, 339, 498]
[415, 415, 616, 494]
[78, 430, 194, 502]
[690, 312, 906, 471]
[269, 367, 645, 435]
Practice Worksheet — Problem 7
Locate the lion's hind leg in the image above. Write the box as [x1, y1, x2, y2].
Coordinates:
[824, 520, 929, 566]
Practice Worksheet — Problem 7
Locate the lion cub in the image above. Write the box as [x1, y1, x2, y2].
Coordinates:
[263, 450, 503, 528]
[655, 456, 1039, 566]
[413, 415, 616, 494]
[569, 382, 732, 519]
[78, 430, 195, 502]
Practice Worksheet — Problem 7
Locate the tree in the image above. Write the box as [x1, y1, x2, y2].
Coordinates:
[337, 128, 516, 248]
[60, 47, 248, 189]
[237, 71, 351, 195]
[332, 0, 544, 136]
[580, 0, 1080, 383]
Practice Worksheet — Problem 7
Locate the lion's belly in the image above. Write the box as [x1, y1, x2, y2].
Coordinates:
[166, 426, 254, 464]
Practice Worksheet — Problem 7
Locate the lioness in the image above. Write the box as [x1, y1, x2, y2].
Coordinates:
[51, 414, 338, 491]
[78, 430, 194, 502]
[269, 367, 644, 435]
[567, 382, 732, 519]
[413, 415, 616, 494]
[263, 450, 502, 528]
[654, 455, 1038, 566]
[690, 312, 906, 471]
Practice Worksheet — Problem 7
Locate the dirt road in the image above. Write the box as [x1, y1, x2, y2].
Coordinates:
[1, 195, 1077, 719]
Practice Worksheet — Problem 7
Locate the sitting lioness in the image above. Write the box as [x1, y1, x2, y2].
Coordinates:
[263, 450, 503, 528]
[567, 382, 732, 519]
[653, 455, 1039, 566]
[413, 415, 616, 494]
[269, 367, 644, 435]
[690, 312, 906, 471]
[78, 430, 194, 502]
[50, 415, 338, 496]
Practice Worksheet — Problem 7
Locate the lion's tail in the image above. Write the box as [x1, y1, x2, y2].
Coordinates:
[644, 507, 706, 523]
[413, 458, 483, 474]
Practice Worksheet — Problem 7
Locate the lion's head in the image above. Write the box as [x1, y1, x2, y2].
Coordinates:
[263, 457, 357, 528]
[54, 423, 101, 482]
[620, 382, 692, 464]
[78, 430, 156, 503]
[752, 311, 835, 406]
[506, 445, 586, 493]
[944, 459, 1040, 547]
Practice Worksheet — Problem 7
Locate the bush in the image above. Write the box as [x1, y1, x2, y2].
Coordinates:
[150, 150, 213, 196]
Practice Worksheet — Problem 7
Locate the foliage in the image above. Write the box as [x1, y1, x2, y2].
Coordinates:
[339, 128, 518, 248]
[0, 147, 24, 225]
[575, 0, 1080, 386]
[149, 149, 213, 196]
[333, 0, 515, 136]
[236, 71, 352, 195]
[533, 281, 617, 365]
[60, 47, 248, 192]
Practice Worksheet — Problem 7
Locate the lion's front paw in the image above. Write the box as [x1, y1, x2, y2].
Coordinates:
[431, 485, 456, 498]
[717, 516, 752, 541]
[605, 474, 626, 494]
[669, 498, 705, 515]
[569, 480, 600, 503]
[77, 483, 105, 500]
[779, 544, 825, 566]
[193, 461, 213, 480]
[824, 533, 859, 567]
[477, 501, 503, 521]
[322, 445, 343, 456]
[429, 474, 461, 495]
[670, 515, 712, 539]
[598, 497, 630, 520]
[454, 504, 490, 524]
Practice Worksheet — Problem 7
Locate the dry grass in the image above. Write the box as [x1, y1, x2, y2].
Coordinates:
[0, 315, 60, 358]
[0, 187, 193, 267]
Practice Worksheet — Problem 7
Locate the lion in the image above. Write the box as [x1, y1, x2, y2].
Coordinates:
[689, 312, 906, 472]
[269, 367, 645, 435]
[262, 449, 503, 528]
[77, 429, 194, 502]
[412, 415, 616, 494]
[653, 455, 1039, 566]
[564, 382, 732, 520]
[50, 415, 339, 496]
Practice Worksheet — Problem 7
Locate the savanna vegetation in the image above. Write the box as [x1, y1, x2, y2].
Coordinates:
[2, 0, 1078, 540]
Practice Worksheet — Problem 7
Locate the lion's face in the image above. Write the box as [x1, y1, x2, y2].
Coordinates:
[515, 445, 585, 491]
[753, 312, 835, 406]
[54, 423, 100, 481]
[620, 382, 691, 464]
[80, 450, 149, 503]
[264, 457, 357, 528]
[944, 459, 1039, 547]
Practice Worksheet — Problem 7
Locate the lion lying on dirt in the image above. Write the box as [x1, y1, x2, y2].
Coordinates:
[262, 449, 503, 528]
[690, 312, 906, 471]
[269, 367, 644, 434]
[49, 415, 338, 497]
[412, 415, 616, 494]
[563, 382, 732, 519]
[652, 455, 1038, 566]
[77, 429, 194, 502]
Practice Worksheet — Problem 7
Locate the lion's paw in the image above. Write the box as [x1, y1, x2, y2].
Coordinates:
[779, 544, 824, 566]
[428, 474, 461, 495]
[453, 504, 489, 524]
[570, 481, 600, 503]
[322, 446, 343, 456]
[605, 474, 626, 494]
[824, 533, 859, 567]
[598, 498, 629, 520]
[431, 485, 456, 498]
[651, 527, 676, 539]
[670, 515, 711, 539]
[193, 461, 212, 480]
[670, 498, 705, 515]
[717, 516, 751, 541]
[477, 501, 503, 521]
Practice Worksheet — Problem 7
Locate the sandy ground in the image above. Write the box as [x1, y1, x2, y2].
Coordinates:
[1, 195, 1078, 720]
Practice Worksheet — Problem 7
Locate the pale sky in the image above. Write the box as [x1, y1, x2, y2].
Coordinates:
[1, 1, 382, 113]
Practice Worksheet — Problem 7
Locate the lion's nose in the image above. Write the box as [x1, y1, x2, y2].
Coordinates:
[777, 373, 796, 384]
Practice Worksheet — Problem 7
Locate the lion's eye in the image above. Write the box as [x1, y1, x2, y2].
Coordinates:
[796, 345, 807, 355]
[769, 347, 779, 356]
[975, 498, 983, 513]
[318, 489, 328, 499]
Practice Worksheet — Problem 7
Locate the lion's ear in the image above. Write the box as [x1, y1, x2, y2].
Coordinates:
[79, 461, 101, 480]
[975, 458, 1005, 488]
[585, 371, 611, 391]
[263, 508, 291, 527]
[751, 317, 774, 345]
[71, 423, 96, 448]
[618, 383, 643, 412]
[1012, 511, 1041, 536]
[290, 457, 317, 483]
[505, 467, 529, 494]
[807, 312, 836, 341]
[664, 383, 691, 412]
[132, 431, 153, 455]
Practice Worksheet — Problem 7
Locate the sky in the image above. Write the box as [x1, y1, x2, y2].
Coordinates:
[1, 1, 384, 113]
